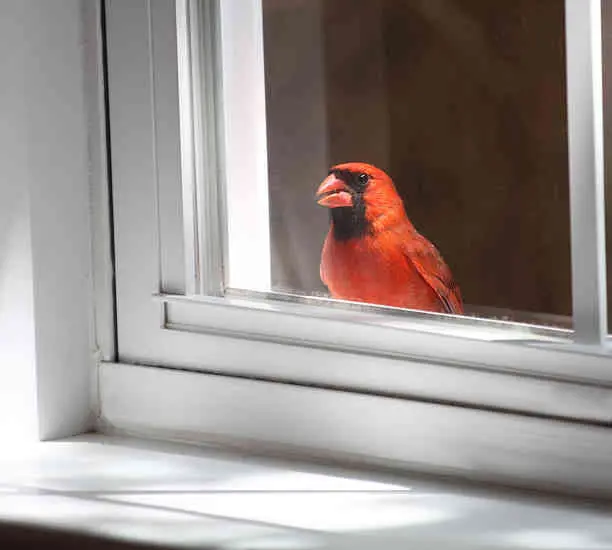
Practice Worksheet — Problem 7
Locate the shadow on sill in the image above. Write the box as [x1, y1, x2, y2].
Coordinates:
[0, 521, 196, 550]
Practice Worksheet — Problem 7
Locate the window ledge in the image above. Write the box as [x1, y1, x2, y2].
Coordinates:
[99, 363, 612, 501]
[3, 433, 612, 549]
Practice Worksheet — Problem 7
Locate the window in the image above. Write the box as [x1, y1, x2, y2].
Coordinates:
[262, 0, 571, 329]
[176, 0, 604, 337]
[101, 0, 612, 496]
[164, 0, 606, 342]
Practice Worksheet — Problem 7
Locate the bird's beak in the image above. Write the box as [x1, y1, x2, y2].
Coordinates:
[316, 175, 353, 208]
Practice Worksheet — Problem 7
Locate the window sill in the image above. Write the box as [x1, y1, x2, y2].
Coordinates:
[3, 433, 612, 549]
[99, 363, 612, 501]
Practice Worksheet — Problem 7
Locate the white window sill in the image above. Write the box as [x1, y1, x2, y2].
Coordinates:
[2, 434, 611, 549]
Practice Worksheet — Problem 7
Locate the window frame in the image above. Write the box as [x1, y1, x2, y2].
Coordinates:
[166, 0, 611, 376]
[101, 0, 612, 497]
[175, 0, 608, 342]
[177, 0, 609, 343]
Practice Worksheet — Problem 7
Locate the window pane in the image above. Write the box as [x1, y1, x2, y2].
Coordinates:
[604, 0, 612, 333]
[251, 0, 572, 327]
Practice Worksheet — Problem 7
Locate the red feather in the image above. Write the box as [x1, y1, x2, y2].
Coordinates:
[317, 162, 463, 315]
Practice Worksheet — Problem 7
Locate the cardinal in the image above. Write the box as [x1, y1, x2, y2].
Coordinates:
[315, 162, 463, 314]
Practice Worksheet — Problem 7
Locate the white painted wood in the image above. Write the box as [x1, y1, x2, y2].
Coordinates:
[157, 293, 612, 384]
[218, 0, 271, 291]
[150, 0, 188, 295]
[565, 0, 608, 343]
[107, 0, 612, 474]
[155, 294, 612, 425]
[99, 363, 612, 499]
[6, 434, 612, 548]
[0, 2, 39, 440]
[176, 0, 224, 295]
[176, 0, 199, 295]
[83, 0, 115, 365]
[107, 0, 185, 354]
[27, 0, 96, 440]
[0, 0, 96, 441]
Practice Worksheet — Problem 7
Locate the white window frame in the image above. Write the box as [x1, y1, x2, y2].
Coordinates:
[100, 0, 612, 498]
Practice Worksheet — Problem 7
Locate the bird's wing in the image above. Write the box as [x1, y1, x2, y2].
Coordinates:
[320, 262, 328, 288]
[319, 234, 330, 289]
[401, 231, 464, 315]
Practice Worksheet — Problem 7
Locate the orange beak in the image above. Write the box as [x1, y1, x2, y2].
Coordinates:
[315, 174, 353, 208]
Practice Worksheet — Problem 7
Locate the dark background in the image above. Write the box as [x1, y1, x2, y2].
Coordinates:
[263, 0, 572, 324]
[604, 0, 612, 330]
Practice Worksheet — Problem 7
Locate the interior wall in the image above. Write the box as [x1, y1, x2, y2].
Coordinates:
[0, 0, 94, 440]
[322, 0, 390, 170]
[265, 0, 572, 319]
[0, 1, 38, 439]
[383, 0, 571, 316]
[264, 0, 330, 292]
[264, 0, 390, 293]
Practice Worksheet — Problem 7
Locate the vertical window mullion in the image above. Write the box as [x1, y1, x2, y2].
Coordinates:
[565, 0, 607, 344]
[217, 0, 271, 292]
[176, 0, 200, 295]
[176, 0, 225, 296]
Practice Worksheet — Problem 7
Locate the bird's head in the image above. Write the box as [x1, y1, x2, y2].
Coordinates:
[315, 162, 406, 240]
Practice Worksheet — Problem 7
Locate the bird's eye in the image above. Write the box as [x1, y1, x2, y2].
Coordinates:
[358, 173, 369, 185]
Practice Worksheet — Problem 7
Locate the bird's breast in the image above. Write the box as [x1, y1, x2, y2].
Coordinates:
[321, 230, 443, 312]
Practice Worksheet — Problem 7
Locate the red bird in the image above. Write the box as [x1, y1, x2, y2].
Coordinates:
[315, 162, 463, 314]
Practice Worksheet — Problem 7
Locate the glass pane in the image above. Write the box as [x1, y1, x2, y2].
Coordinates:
[251, 0, 572, 328]
[603, 0, 612, 333]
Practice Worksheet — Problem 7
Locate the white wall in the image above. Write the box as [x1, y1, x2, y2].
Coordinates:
[0, 1, 95, 441]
